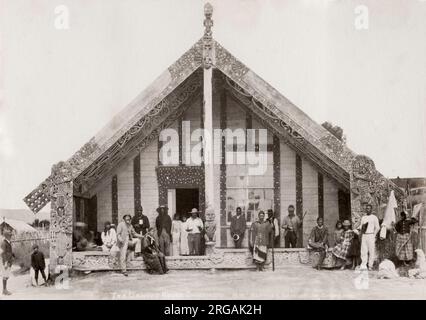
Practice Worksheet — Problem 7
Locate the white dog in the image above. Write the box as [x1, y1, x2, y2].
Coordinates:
[408, 249, 426, 279]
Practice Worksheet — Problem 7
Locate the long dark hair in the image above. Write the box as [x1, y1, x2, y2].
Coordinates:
[104, 221, 111, 234]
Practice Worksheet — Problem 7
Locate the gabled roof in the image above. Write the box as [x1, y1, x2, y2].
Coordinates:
[23, 35, 365, 213]
[0, 217, 37, 233]
[23, 39, 204, 213]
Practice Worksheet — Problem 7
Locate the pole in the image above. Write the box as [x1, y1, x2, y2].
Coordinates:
[202, 3, 216, 253]
[271, 226, 275, 272]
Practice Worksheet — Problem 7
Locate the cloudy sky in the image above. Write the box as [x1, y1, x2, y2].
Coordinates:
[0, 0, 425, 210]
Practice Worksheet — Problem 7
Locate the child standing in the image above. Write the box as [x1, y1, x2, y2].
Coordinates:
[31, 244, 47, 286]
[348, 232, 361, 269]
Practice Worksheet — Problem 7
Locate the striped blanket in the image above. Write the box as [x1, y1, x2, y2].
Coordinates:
[396, 233, 413, 261]
[332, 230, 354, 260]
[253, 244, 267, 264]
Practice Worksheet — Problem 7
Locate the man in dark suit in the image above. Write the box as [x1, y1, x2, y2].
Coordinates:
[155, 205, 172, 256]
[1, 228, 14, 295]
[230, 207, 246, 248]
[131, 205, 150, 236]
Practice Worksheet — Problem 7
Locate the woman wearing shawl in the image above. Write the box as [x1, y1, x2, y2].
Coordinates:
[249, 211, 273, 271]
[332, 220, 354, 270]
[141, 227, 168, 274]
[395, 211, 416, 265]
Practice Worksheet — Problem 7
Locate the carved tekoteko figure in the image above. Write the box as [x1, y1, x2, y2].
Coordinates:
[204, 207, 216, 243]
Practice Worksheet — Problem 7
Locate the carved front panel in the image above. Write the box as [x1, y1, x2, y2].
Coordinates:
[50, 181, 73, 270]
[350, 155, 405, 228]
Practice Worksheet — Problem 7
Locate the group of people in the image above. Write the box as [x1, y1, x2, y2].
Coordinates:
[96, 205, 206, 276]
[247, 205, 311, 271]
[308, 204, 419, 271]
[246, 203, 419, 272]
[2, 202, 418, 295]
[232, 205, 304, 252]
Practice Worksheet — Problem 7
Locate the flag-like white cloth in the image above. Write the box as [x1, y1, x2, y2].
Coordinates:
[412, 203, 423, 221]
[380, 190, 398, 239]
[382, 190, 398, 228]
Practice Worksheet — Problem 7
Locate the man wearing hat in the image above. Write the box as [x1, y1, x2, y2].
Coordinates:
[267, 209, 280, 248]
[132, 205, 150, 236]
[1, 228, 14, 295]
[155, 205, 172, 256]
[186, 208, 204, 255]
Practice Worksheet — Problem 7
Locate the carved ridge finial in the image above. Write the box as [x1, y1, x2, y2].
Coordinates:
[204, 3, 213, 37]
[203, 3, 214, 69]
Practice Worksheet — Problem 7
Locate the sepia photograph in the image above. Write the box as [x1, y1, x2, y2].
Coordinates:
[0, 0, 425, 306]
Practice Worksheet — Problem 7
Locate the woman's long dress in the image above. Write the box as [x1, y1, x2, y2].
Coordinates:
[142, 235, 167, 274]
[250, 221, 272, 265]
[171, 220, 182, 256]
[180, 221, 190, 255]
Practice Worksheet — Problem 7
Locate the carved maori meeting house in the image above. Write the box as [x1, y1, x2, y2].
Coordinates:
[23, 4, 405, 272]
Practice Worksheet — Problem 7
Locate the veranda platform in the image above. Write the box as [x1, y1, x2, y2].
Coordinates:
[72, 248, 313, 272]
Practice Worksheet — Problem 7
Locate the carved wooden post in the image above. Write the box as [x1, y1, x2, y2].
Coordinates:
[202, 3, 217, 255]
[350, 155, 375, 229]
[350, 154, 401, 229]
[49, 163, 74, 274]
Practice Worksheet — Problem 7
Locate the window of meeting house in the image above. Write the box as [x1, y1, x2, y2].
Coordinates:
[225, 119, 274, 225]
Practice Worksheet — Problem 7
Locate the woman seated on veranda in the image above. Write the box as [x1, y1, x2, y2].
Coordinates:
[141, 227, 168, 274]
[101, 221, 119, 253]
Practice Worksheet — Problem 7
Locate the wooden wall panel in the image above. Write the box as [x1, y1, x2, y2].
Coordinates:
[140, 141, 160, 228]
[301, 157, 319, 246]
[324, 175, 340, 246]
[280, 142, 297, 247]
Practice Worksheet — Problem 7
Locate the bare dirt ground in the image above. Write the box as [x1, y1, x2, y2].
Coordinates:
[1, 264, 426, 300]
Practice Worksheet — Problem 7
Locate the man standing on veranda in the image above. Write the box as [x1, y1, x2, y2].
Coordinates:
[281, 205, 301, 248]
[155, 205, 172, 256]
[116, 214, 143, 276]
[230, 207, 246, 248]
[356, 204, 380, 270]
[186, 208, 204, 255]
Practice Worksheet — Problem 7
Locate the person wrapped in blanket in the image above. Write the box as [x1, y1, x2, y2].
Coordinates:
[307, 217, 329, 270]
[142, 227, 168, 274]
[332, 220, 355, 270]
[395, 211, 417, 266]
[249, 211, 273, 271]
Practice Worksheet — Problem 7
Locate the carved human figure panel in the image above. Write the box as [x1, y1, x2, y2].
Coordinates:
[204, 206, 216, 242]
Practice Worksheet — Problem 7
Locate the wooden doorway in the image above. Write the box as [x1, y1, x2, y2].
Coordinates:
[176, 188, 200, 220]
